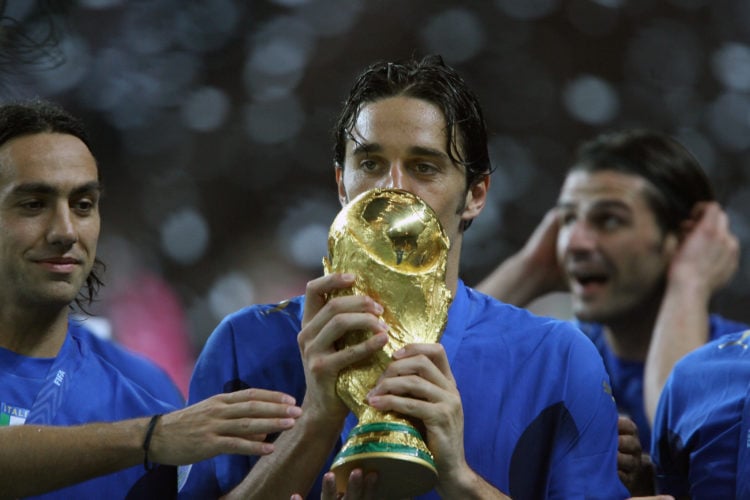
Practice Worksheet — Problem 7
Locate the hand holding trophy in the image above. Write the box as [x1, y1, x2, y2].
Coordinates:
[323, 188, 452, 498]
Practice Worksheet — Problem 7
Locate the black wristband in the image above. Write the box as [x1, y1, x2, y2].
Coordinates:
[142, 414, 163, 471]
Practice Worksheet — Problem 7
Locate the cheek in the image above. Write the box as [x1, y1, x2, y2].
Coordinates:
[2, 224, 38, 249]
[555, 229, 570, 259]
[80, 219, 101, 249]
[341, 170, 367, 198]
[619, 243, 667, 278]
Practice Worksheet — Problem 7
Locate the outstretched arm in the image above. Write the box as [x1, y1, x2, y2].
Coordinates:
[0, 388, 301, 499]
[643, 202, 739, 426]
[475, 209, 566, 306]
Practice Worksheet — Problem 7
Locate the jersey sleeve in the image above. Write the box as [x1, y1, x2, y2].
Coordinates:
[178, 315, 244, 499]
[736, 382, 750, 498]
[651, 333, 749, 498]
[546, 324, 629, 499]
[179, 302, 306, 498]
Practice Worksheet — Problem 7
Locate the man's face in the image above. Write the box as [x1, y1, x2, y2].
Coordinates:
[555, 170, 676, 323]
[336, 96, 488, 277]
[0, 132, 101, 310]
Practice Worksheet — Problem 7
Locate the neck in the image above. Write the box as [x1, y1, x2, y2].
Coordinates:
[0, 306, 70, 357]
[446, 235, 463, 297]
[602, 324, 650, 362]
[601, 301, 661, 362]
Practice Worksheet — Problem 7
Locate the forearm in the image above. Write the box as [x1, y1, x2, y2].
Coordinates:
[476, 253, 548, 307]
[224, 411, 343, 500]
[0, 418, 148, 498]
[437, 464, 510, 500]
[644, 280, 710, 426]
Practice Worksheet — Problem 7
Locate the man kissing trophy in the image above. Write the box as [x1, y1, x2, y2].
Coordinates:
[324, 188, 452, 498]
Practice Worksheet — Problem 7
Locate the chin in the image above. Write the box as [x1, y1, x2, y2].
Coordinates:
[39, 284, 84, 307]
[571, 303, 606, 324]
[573, 311, 597, 323]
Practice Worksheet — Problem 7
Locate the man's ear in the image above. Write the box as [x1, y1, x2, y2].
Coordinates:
[461, 174, 490, 224]
[335, 164, 347, 207]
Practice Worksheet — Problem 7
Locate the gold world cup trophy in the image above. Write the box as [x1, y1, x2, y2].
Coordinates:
[323, 188, 452, 498]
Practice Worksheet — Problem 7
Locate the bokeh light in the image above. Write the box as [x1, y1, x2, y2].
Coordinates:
[4, 0, 750, 359]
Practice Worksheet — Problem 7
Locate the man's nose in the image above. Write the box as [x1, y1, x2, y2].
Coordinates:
[562, 219, 597, 254]
[380, 164, 409, 190]
[47, 206, 77, 247]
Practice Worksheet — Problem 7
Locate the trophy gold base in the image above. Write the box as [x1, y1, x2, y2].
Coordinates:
[330, 422, 437, 498]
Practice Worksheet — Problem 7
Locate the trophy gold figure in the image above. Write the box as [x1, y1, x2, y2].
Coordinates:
[323, 188, 452, 498]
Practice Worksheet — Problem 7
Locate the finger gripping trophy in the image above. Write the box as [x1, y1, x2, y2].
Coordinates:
[323, 188, 452, 498]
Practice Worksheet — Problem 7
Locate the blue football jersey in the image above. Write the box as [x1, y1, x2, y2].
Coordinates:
[0, 327, 179, 498]
[181, 281, 627, 499]
[652, 329, 750, 497]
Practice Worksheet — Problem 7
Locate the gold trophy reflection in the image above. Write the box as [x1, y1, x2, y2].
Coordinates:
[324, 188, 452, 498]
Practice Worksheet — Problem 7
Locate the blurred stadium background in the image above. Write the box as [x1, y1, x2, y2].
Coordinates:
[4, 0, 750, 393]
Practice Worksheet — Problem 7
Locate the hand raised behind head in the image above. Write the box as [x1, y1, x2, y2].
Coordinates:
[519, 208, 567, 292]
[671, 202, 739, 294]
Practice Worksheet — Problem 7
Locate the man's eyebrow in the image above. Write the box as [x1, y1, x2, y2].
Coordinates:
[555, 198, 579, 210]
[72, 181, 103, 197]
[351, 142, 382, 156]
[350, 142, 449, 160]
[11, 181, 102, 196]
[555, 199, 632, 211]
[409, 145, 449, 160]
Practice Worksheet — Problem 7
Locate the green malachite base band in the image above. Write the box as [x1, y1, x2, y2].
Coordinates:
[333, 441, 435, 465]
[334, 421, 435, 467]
[330, 420, 438, 498]
[346, 421, 424, 439]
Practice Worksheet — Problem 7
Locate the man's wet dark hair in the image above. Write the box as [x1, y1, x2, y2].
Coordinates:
[571, 129, 715, 234]
[333, 55, 491, 229]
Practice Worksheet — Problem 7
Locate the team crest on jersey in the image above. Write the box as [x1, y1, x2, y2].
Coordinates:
[0, 402, 29, 426]
[719, 330, 750, 350]
[261, 300, 292, 316]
